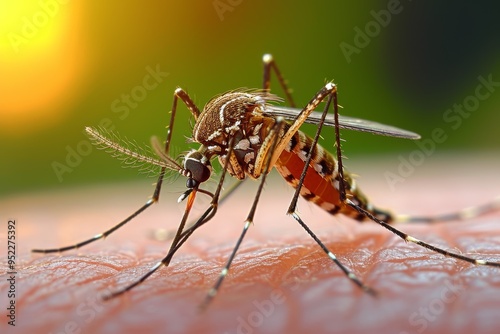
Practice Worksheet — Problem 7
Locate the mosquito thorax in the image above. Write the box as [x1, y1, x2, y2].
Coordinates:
[183, 149, 212, 188]
[192, 91, 279, 179]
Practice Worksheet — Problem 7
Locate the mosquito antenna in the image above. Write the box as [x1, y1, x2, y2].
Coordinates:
[86, 127, 182, 171]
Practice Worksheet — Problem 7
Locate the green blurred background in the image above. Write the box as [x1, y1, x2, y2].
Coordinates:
[1, 1, 499, 197]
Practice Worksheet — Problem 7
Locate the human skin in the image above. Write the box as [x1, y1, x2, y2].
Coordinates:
[1, 155, 500, 334]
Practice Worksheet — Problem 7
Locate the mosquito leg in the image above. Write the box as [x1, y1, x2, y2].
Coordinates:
[277, 82, 338, 214]
[173, 87, 201, 120]
[32, 199, 158, 253]
[105, 137, 238, 299]
[32, 148, 170, 253]
[150, 88, 199, 205]
[104, 194, 219, 300]
[289, 212, 377, 295]
[396, 196, 500, 224]
[103, 188, 200, 299]
[287, 88, 334, 214]
[331, 87, 348, 203]
[283, 87, 376, 295]
[178, 179, 244, 235]
[32, 88, 201, 254]
[262, 54, 295, 107]
[199, 118, 286, 310]
[347, 200, 500, 267]
[324, 84, 500, 270]
[191, 136, 239, 226]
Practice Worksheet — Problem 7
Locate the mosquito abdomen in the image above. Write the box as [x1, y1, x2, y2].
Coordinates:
[275, 128, 394, 223]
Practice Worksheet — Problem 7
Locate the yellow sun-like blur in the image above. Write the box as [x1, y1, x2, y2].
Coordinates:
[0, 1, 89, 136]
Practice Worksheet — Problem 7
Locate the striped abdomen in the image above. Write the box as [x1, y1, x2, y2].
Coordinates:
[275, 127, 393, 222]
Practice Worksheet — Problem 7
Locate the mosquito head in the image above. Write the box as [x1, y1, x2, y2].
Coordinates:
[184, 149, 212, 188]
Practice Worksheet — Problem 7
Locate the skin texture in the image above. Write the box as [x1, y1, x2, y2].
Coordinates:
[1, 155, 500, 334]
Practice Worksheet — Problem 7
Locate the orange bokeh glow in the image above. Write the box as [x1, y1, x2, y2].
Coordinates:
[0, 1, 89, 136]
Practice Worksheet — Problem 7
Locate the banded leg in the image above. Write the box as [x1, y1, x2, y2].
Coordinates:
[327, 88, 500, 272]
[284, 86, 376, 295]
[199, 117, 287, 310]
[263, 57, 377, 293]
[347, 202, 500, 267]
[32, 88, 201, 254]
[396, 197, 500, 224]
[262, 54, 296, 107]
[105, 136, 238, 299]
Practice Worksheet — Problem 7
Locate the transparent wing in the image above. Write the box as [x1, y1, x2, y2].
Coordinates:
[265, 105, 421, 140]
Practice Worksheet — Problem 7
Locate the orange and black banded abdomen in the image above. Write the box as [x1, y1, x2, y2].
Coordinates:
[275, 127, 393, 223]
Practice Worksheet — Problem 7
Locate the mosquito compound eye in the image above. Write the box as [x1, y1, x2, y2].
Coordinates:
[186, 178, 198, 189]
[184, 150, 212, 184]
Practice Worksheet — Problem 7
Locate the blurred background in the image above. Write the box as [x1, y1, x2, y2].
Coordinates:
[1, 1, 499, 197]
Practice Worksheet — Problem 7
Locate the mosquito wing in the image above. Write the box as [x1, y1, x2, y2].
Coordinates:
[265, 105, 421, 140]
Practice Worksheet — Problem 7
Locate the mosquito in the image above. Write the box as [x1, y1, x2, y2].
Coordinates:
[33, 54, 500, 308]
